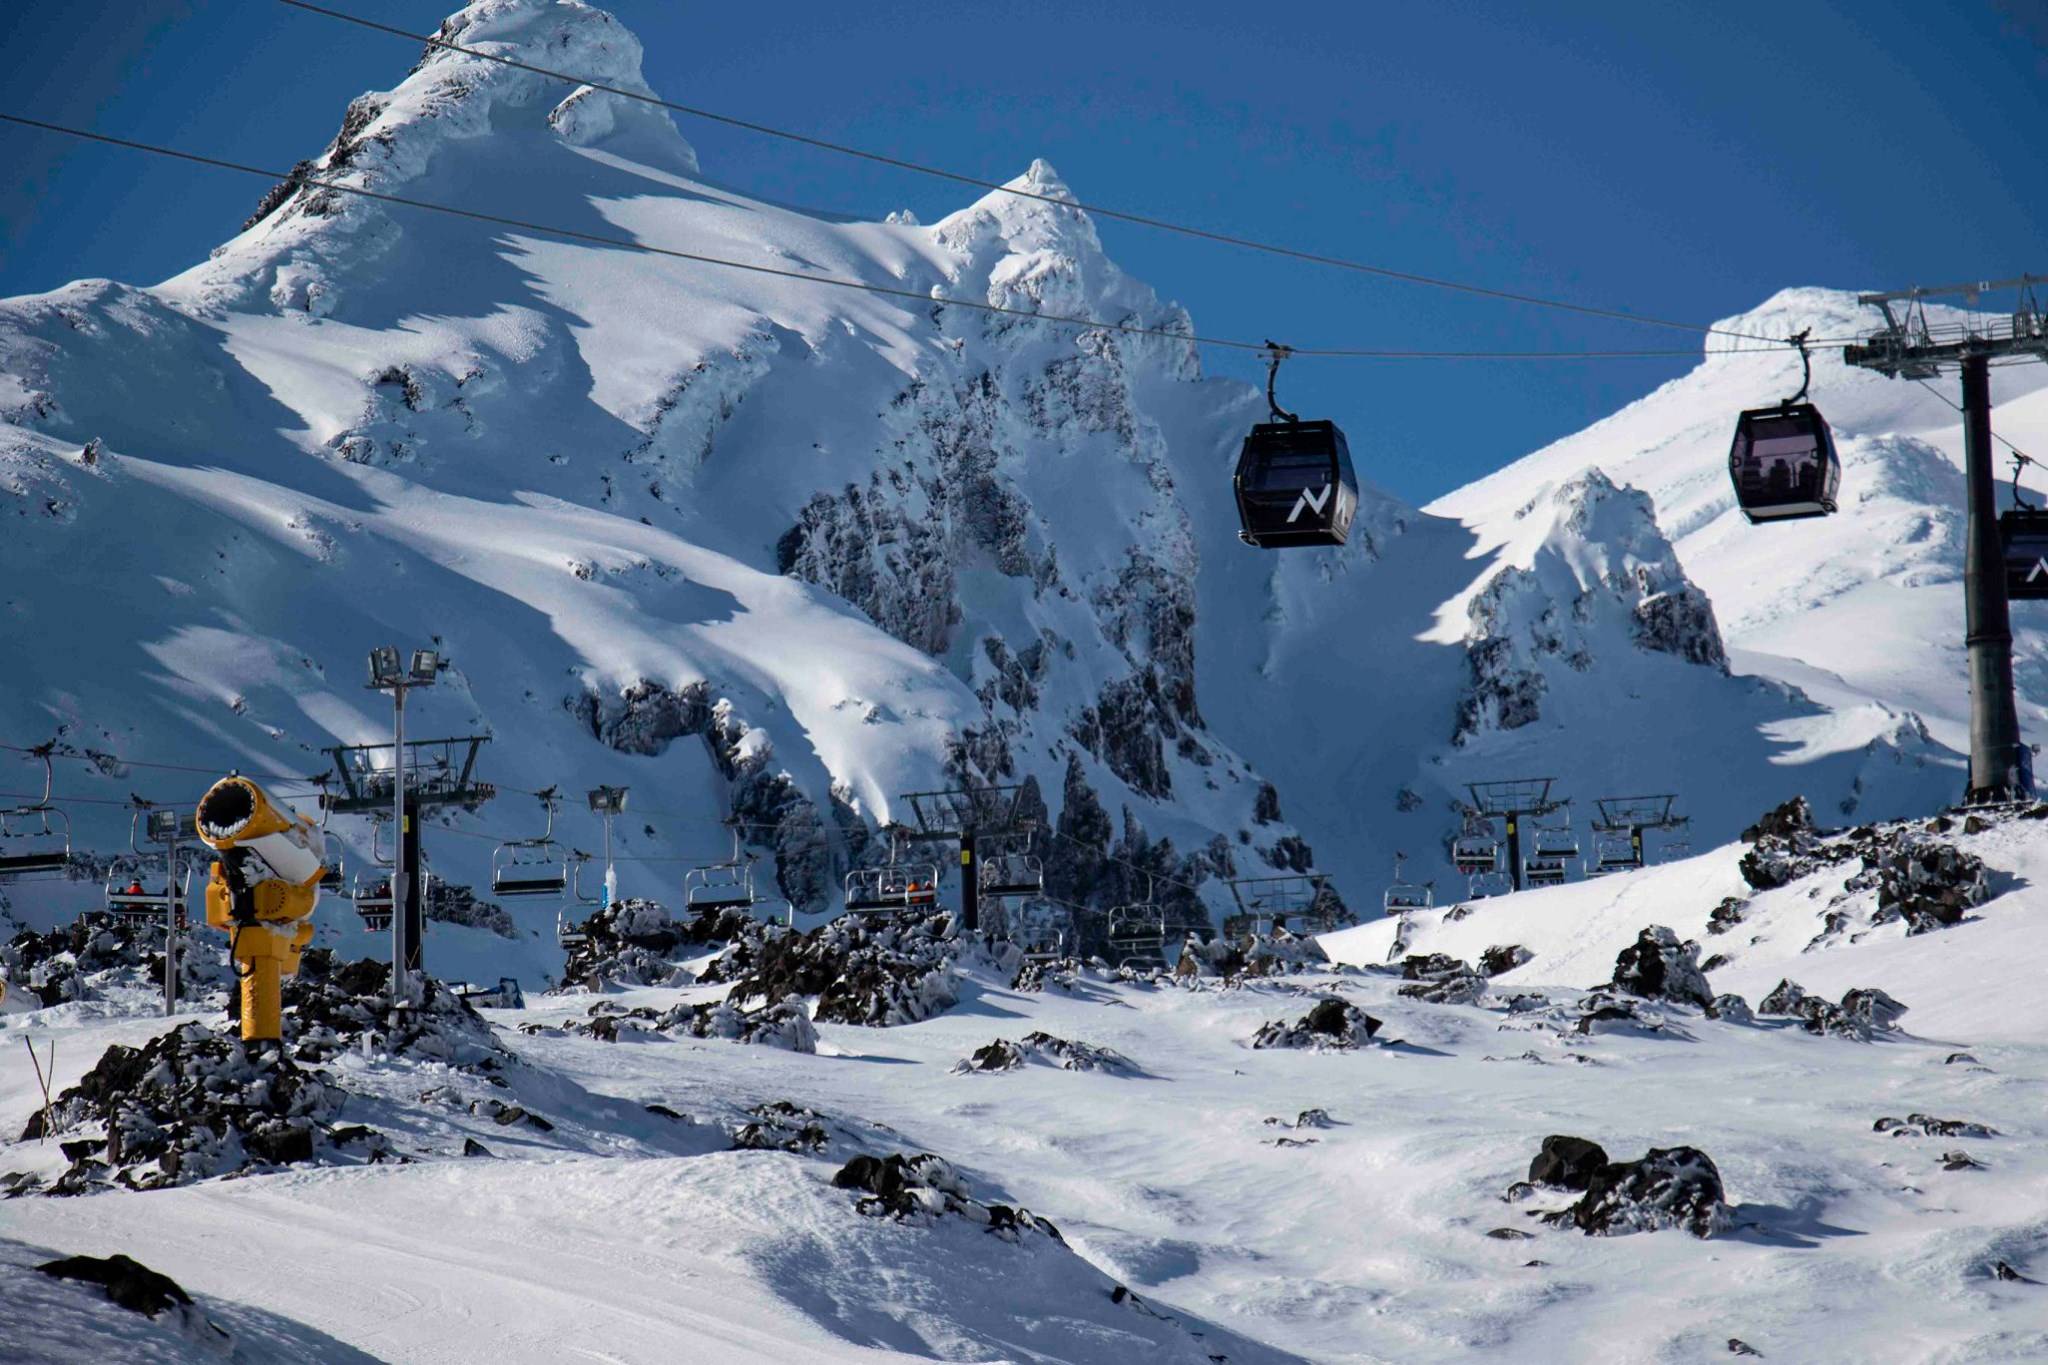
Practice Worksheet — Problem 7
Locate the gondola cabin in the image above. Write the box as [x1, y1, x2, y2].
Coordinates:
[1728, 403, 1840, 523]
[2002, 507, 2048, 600]
[1234, 420, 1359, 549]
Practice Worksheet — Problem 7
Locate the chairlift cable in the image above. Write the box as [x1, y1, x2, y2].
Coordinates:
[271, 0, 1795, 348]
[3, 113, 1726, 363]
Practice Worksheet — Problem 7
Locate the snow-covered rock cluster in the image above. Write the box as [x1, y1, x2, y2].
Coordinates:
[1, 915, 229, 1010]
[701, 906, 966, 1027]
[14, 1022, 391, 1195]
[952, 1031, 1134, 1075]
[1248, 996, 1382, 1050]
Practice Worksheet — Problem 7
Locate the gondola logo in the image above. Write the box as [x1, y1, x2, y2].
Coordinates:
[2030, 559, 2048, 584]
[1287, 484, 1332, 524]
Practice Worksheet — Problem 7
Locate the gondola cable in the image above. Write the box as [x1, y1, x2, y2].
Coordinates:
[272, 0, 1795, 348]
[0, 112, 1723, 363]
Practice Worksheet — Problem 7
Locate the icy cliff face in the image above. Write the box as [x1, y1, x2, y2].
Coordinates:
[0, 0, 1983, 975]
[1456, 470, 1728, 744]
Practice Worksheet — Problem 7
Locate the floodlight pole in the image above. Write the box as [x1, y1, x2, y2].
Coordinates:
[162, 820, 181, 1018]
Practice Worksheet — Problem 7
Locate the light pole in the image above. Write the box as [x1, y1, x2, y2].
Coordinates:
[587, 785, 628, 907]
[367, 645, 445, 998]
[145, 805, 187, 1017]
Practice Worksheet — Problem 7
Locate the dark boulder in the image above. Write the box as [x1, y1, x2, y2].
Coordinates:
[1611, 926, 1713, 1007]
[1528, 1135, 1610, 1192]
[1554, 1146, 1730, 1238]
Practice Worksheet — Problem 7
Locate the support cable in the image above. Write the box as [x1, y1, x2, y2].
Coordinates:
[272, 0, 1794, 347]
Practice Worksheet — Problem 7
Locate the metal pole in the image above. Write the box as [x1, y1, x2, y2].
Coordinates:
[1504, 813, 1523, 892]
[602, 810, 616, 907]
[400, 793, 423, 977]
[960, 827, 978, 933]
[391, 683, 408, 998]
[162, 829, 178, 1017]
[1961, 352, 2031, 801]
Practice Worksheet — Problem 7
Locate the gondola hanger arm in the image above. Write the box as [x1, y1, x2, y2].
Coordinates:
[1781, 329, 1814, 407]
[1263, 341, 1300, 424]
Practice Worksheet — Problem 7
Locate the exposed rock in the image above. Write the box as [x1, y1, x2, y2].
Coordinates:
[831, 1152, 1063, 1242]
[1, 913, 230, 1009]
[1549, 1145, 1731, 1239]
[953, 1031, 1133, 1075]
[1486, 1227, 1533, 1240]
[702, 906, 962, 1026]
[1399, 970, 1488, 1005]
[1758, 979, 1908, 1040]
[1528, 1135, 1610, 1192]
[36, 1253, 227, 1349]
[1941, 1151, 1987, 1172]
[1706, 993, 1754, 1024]
[1728, 1340, 1764, 1357]
[557, 898, 754, 989]
[660, 997, 819, 1052]
[1705, 897, 1749, 935]
[24, 1021, 394, 1194]
[1402, 952, 1472, 980]
[1479, 944, 1532, 977]
[1873, 1114, 1997, 1139]
[239, 951, 508, 1074]
[731, 1101, 830, 1154]
[1249, 997, 1382, 1050]
[1610, 926, 1713, 1007]
[1856, 839, 1988, 934]
[420, 879, 519, 939]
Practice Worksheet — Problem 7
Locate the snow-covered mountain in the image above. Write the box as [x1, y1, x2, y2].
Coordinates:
[0, 0, 2031, 983]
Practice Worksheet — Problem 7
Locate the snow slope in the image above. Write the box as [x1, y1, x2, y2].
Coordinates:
[11, 813, 2048, 1361]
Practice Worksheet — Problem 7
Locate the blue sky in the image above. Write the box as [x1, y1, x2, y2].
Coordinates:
[2, 0, 2043, 501]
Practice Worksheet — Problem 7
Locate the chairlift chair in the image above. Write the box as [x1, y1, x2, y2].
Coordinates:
[1584, 832, 1641, 877]
[844, 862, 943, 913]
[978, 834, 1045, 899]
[844, 832, 941, 914]
[491, 787, 570, 898]
[1466, 869, 1514, 900]
[1004, 898, 1072, 962]
[1451, 832, 1499, 878]
[1382, 852, 1434, 916]
[104, 867, 192, 921]
[1107, 875, 1166, 966]
[351, 872, 395, 932]
[0, 748, 72, 880]
[684, 827, 760, 912]
[1522, 855, 1567, 888]
[1728, 332, 1841, 523]
[1233, 345, 1360, 549]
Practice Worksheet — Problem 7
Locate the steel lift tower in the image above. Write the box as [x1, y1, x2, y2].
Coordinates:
[1846, 276, 2048, 803]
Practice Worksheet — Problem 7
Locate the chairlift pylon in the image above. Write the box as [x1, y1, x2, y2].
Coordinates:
[2000, 453, 2048, 600]
[1728, 331, 1841, 523]
[0, 746, 72, 880]
[1233, 343, 1360, 549]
